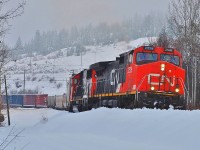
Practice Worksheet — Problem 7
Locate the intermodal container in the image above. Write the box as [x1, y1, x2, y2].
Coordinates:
[47, 96, 56, 108]
[55, 95, 66, 110]
[35, 94, 48, 108]
[2, 95, 23, 107]
[23, 95, 36, 107]
[9, 95, 23, 107]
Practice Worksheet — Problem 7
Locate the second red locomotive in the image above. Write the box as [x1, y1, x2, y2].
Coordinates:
[67, 46, 186, 111]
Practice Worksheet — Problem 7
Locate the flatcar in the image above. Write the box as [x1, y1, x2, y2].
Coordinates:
[67, 46, 186, 111]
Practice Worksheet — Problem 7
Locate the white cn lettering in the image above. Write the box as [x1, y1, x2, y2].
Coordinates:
[148, 74, 175, 87]
[110, 69, 119, 85]
[148, 74, 161, 86]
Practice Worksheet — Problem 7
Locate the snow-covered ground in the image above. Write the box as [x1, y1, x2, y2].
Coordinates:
[0, 108, 200, 150]
[5, 37, 156, 96]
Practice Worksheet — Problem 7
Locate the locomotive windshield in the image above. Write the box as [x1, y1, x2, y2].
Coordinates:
[160, 54, 180, 66]
[136, 53, 158, 64]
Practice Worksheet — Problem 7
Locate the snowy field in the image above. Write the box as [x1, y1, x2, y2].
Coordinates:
[1, 108, 200, 150]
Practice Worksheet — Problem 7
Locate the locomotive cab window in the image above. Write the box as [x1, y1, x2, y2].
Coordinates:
[128, 53, 133, 64]
[136, 52, 158, 65]
[74, 79, 78, 84]
[160, 54, 180, 66]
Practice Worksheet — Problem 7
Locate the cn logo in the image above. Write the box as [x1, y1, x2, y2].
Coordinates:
[148, 74, 175, 87]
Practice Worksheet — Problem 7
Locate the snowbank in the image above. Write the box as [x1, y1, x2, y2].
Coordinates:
[0, 108, 200, 150]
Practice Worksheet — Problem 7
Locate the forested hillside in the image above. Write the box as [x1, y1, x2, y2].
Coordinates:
[13, 13, 166, 57]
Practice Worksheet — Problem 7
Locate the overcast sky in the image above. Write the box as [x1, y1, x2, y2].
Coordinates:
[5, 0, 170, 46]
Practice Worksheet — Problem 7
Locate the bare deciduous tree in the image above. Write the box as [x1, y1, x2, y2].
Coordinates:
[0, 0, 25, 123]
[0, 0, 25, 37]
[169, 0, 200, 58]
[150, 28, 173, 48]
[168, 0, 200, 107]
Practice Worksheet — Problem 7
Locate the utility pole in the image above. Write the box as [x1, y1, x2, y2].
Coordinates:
[4, 75, 10, 126]
[0, 71, 1, 109]
[186, 65, 190, 105]
[191, 56, 194, 107]
[81, 49, 82, 71]
[66, 79, 69, 109]
[24, 70, 25, 94]
[53, 58, 55, 77]
[0, 72, 2, 122]
[94, 50, 96, 63]
[194, 57, 197, 107]
[29, 51, 33, 74]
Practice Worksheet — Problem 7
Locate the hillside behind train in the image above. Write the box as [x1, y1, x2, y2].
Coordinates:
[5, 37, 155, 96]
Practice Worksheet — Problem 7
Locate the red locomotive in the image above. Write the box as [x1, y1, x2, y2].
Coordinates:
[67, 46, 186, 111]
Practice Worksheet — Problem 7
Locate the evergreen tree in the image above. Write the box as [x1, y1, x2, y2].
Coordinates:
[22, 14, 166, 56]
[34, 30, 42, 53]
[15, 37, 23, 51]
[13, 37, 24, 59]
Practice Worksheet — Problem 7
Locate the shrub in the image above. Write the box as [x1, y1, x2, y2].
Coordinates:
[15, 81, 22, 88]
[32, 77, 37, 81]
[56, 82, 63, 89]
[49, 77, 55, 83]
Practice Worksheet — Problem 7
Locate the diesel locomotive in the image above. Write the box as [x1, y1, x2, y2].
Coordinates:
[66, 46, 186, 111]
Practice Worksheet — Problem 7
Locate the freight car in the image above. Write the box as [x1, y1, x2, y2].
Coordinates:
[47, 95, 67, 110]
[67, 46, 186, 111]
[2, 94, 48, 108]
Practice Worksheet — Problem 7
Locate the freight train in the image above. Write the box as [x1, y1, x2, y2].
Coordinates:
[66, 46, 186, 111]
[0, 46, 186, 117]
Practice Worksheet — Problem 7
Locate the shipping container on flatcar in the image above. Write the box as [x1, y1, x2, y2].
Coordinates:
[9, 95, 23, 107]
[23, 95, 36, 107]
[2, 95, 23, 107]
[35, 94, 48, 108]
[47, 96, 56, 108]
[55, 94, 66, 110]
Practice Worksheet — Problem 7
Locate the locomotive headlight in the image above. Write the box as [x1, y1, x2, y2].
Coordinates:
[161, 64, 165, 71]
[175, 88, 180, 93]
[151, 86, 155, 91]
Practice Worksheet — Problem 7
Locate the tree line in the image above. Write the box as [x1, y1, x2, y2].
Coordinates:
[169, 0, 200, 108]
[14, 13, 166, 56]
